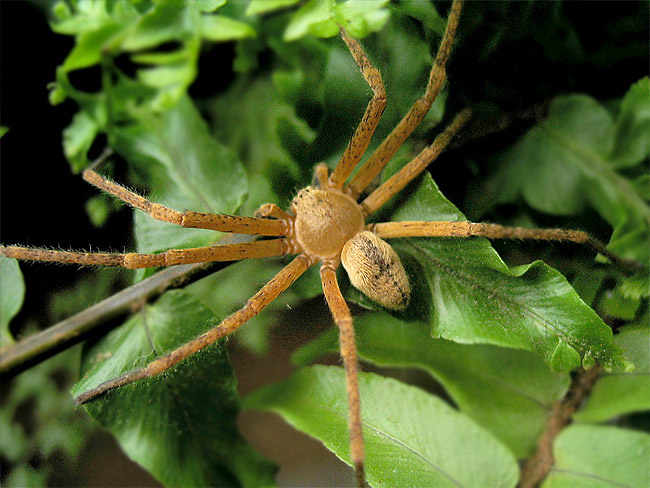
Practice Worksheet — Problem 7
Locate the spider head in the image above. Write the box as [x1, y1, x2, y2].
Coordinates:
[292, 187, 364, 259]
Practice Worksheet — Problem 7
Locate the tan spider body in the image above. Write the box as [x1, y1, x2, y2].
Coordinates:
[1, 1, 637, 485]
[291, 186, 364, 260]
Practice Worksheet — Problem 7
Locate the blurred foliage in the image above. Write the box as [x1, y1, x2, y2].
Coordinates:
[1, 0, 648, 486]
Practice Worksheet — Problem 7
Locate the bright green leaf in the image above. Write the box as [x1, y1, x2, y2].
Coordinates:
[372, 170, 627, 372]
[120, 1, 192, 52]
[0, 126, 8, 138]
[292, 311, 570, 457]
[201, 15, 256, 41]
[60, 22, 126, 72]
[198, 0, 227, 13]
[0, 257, 25, 346]
[542, 424, 650, 488]
[246, 0, 300, 16]
[245, 366, 519, 487]
[73, 290, 276, 487]
[576, 324, 650, 423]
[110, 95, 248, 253]
[334, 0, 390, 39]
[284, 0, 335, 41]
[283, 0, 391, 41]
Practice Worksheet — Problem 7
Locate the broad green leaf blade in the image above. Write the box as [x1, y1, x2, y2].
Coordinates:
[576, 324, 650, 423]
[496, 80, 650, 265]
[111, 95, 248, 254]
[211, 75, 314, 214]
[72, 290, 276, 487]
[0, 257, 25, 346]
[293, 311, 570, 458]
[372, 170, 627, 372]
[245, 365, 519, 488]
[187, 257, 321, 355]
[542, 424, 650, 488]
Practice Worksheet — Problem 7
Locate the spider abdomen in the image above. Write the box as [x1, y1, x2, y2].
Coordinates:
[341, 231, 410, 311]
[293, 187, 364, 259]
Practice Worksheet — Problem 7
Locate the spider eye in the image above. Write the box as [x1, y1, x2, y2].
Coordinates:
[341, 231, 410, 311]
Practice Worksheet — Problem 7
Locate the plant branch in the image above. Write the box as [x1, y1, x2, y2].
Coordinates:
[0, 260, 226, 377]
[519, 365, 601, 488]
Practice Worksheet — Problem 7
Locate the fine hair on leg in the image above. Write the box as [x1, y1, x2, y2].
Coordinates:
[347, 0, 464, 197]
[320, 263, 366, 487]
[75, 253, 315, 404]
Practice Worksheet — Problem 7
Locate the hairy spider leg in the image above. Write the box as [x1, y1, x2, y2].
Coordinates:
[346, 0, 464, 198]
[320, 263, 365, 487]
[328, 29, 387, 190]
[361, 109, 471, 216]
[0, 239, 294, 269]
[370, 221, 645, 273]
[83, 168, 291, 236]
[75, 253, 315, 404]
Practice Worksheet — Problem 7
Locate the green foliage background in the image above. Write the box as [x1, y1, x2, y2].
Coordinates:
[1, 1, 648, 487]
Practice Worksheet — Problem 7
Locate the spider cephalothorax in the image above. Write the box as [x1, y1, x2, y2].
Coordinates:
[291, 186, 364, 259]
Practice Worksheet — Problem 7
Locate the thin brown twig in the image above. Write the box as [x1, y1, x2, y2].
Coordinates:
[0, 259, 230, 376]
[519, 365, 601, 488]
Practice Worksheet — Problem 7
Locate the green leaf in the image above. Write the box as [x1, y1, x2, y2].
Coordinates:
[496, 80, 650, 265]
[120, 1, 192, 52]
[0, 126, 9, 138]
[542, 424, 650, 488]
[293, 312, 570, 458]
[0, 257, 25, 346]
[335, 0, 390, 39]
[394, 0, 445, 34]
[372, 169, 627, 372]
[201, 15, 256, 41]
[211, 75, 314, 214]
[60, 21, 127, 71]
[187, 257, 321, 355]
[284, 0, 390, 41]
[110, 95, 248, 254]
[246, 0, 300, 16]
[197, 0, 227, 13]
[62, 111, 100, 172]
[245, 366, 519, 487]
[284, 0, 336, 41]
[72, 290, 276, 487]
[609, 77, 650, 167]
[576, 324, 650, 423]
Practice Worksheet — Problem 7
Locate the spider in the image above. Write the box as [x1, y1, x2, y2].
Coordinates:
[0, 1, 638, 486]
